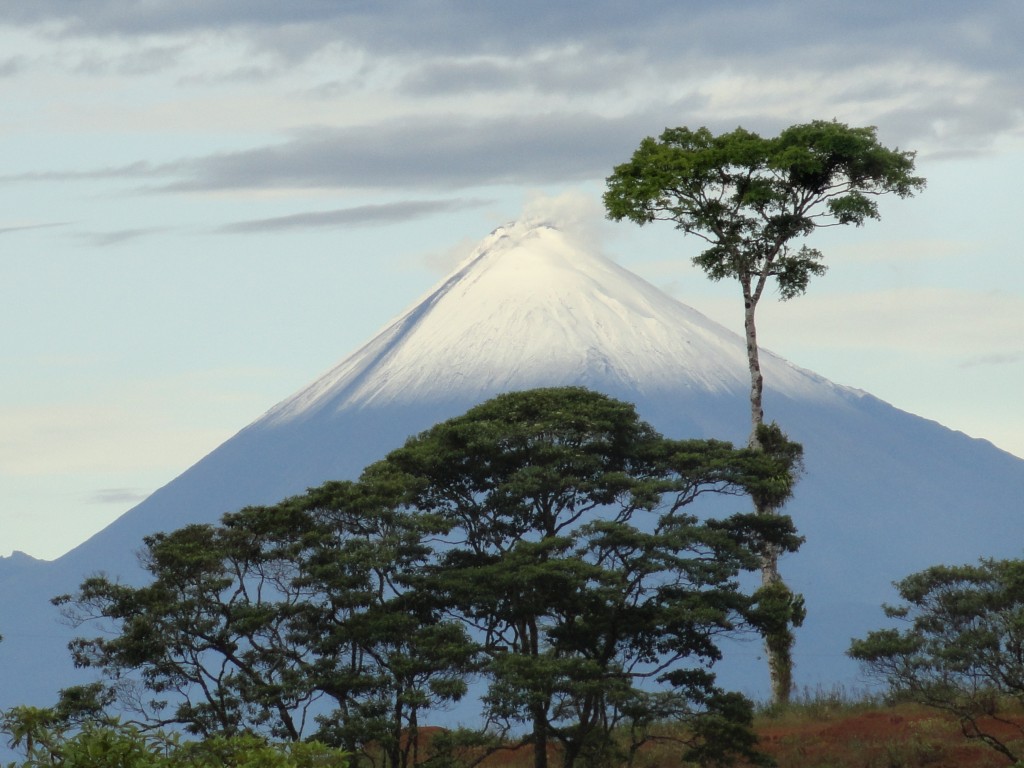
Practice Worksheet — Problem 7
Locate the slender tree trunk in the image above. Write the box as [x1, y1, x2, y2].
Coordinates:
[743, 293, 765, 445]
[742, 283, 794, 706]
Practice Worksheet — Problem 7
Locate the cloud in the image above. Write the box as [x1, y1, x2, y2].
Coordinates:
[519, 189, 612, 255]
[90, 488, 149, 505]
[73, 43, 186, 76]
[2, 2, 1021, 185]
[959, 352, 1024, 369]
[159, 113, 655, 193]
[218, 198, 490, 233]
[397, 48, 646, 99]
[0, 221, 68, 235]
[79, 228, 165, 247]
[0, 56, 21, 77]
[7, 1, 1018, 71]
[417, 190, 615, 275]
[0, 161, 164, 184]
[0, 108, 670, 195]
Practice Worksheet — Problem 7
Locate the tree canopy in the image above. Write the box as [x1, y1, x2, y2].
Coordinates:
[604, 120, 924, 306]
[604, 119, 924, 433]
[54, 387, 803, 768]
[849, 558, 1024, 764]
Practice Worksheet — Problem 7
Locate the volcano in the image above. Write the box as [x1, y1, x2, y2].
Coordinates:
[2, 219, 1022, 712]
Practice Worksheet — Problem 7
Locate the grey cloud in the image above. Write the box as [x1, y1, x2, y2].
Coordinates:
[400, 60, 523, 96]
[0, 111, 676, 194]
[80, 228, 165, 247]
[161, 112, 661, 193]
[0, 222, 68, 235]
[0, 91, 1008, 202]
[4, 1, 1019, 71]
[0, 2, 672, 52]
[116, 44, 185, 75]
[90, 488, 149, 505]
[178, 65, 281, 86]
[398, 51, 644, 98]
[219, 198, 491, 233]
[3, 1, 1021, 154]
[0, 161, 165, 184]
[73, 43, 185, 76]
[960, 352, 1024, 369]
[876, 82, 1024, 158]
[0, 57, 21, 77]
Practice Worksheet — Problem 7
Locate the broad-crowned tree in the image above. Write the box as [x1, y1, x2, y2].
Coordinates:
[376, 387, 803, 768]
[55, 515, 319, 740]
[850, 558, 1024, 764]
[54, 483, 476, 767]
[605, 120, 924, 702]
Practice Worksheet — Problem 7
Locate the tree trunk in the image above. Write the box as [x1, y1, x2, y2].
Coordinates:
[742, 287, 794, 706]
[389, 694, 403, 768]
[528, 616, 549, 768]
[532, 704, 549, 768]
[744, 294, 765, 446]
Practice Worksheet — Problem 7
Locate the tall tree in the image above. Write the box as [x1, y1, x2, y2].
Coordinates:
[376, 387, 803, 768]
[604, 120, 924, 702]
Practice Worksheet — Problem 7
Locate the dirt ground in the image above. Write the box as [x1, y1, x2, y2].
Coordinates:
[754, 704, 1024, 767]
[410, 704, 1024, 767]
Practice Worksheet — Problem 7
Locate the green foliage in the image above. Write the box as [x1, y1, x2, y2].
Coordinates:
[0, 708, 349, 767]
[173, 733, 348, 767]
[850, 558, 1024, 763]
[374, 387, 804, 768]
[52, 481, 477, 765]
[604, 120, 924, 303]
[52, 387, 804, 768]
[53, 517, 322, 741]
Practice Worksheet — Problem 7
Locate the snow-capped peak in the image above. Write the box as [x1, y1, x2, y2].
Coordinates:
[266, 220, 839, 423]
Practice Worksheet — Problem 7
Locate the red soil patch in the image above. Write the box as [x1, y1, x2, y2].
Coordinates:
[406, 705, 1024, 767]
[754, 705, 1024, 767]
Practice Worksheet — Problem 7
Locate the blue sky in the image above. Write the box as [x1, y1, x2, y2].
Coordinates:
[2, 1, 1022, 560]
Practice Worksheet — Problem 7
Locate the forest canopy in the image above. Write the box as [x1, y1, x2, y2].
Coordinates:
[51, 387, 804, 768]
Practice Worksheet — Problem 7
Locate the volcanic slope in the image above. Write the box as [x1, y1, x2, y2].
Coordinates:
[2, 219, 1022, 710]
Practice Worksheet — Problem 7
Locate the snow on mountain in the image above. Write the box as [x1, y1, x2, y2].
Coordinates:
[267, 220, 840, 421]
[0, 219, 1021, 716]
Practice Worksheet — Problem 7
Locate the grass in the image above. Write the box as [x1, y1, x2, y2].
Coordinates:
[757, 684, 887, 723]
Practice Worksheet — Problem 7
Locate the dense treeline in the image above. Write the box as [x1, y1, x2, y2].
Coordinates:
[29, 388, 805, 768]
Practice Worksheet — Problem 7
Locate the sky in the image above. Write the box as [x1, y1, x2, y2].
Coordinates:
[2, 1, 1022, 561]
